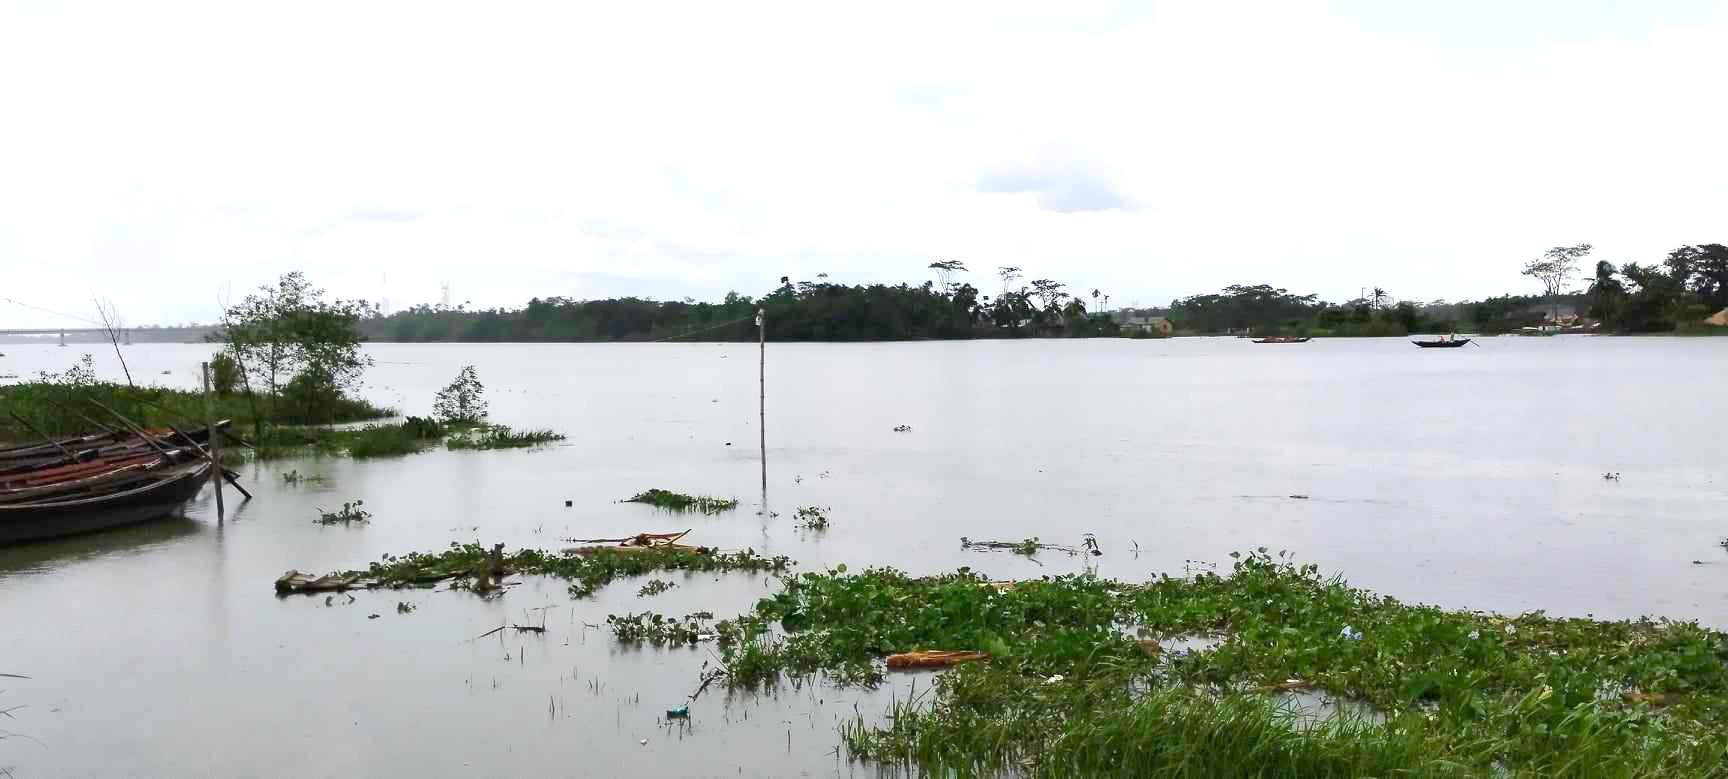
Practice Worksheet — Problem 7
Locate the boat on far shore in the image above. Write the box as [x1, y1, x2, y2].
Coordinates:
[1252, 336, 1311, 344]
[1413, 336, 1472, 348]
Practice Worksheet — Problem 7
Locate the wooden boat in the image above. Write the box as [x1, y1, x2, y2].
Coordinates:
[1252, 336, 1311, 344]
[0, 458, 212, 544]
[1413, 338, 1471, 348]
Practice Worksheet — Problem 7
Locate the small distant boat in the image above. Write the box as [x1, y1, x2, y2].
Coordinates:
[1252, 336, 1311, 344]
[1413, 337, 1472, 348]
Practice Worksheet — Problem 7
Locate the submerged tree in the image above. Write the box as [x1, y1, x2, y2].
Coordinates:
[213, 272, 374, 435]
[433, 365, 488, 425]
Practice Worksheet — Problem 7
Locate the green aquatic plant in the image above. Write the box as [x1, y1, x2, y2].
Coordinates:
[697, 549, 1728, 776]
[623, 489, 739, 514]
[315, 500, 370, 524]
[794, 506, 831, 530]
[607, 612, 711, 645]
[637, 578, 676, 597]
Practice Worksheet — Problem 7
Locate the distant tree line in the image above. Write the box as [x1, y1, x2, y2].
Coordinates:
[352, 245, 1727, 343]
[1166, 243, 1725, 336]
[1585, 244, 1728, 333]
[359, 264, 1121, 342]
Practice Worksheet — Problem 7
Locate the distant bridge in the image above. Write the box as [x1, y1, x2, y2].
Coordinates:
[0, 326, 218, 345]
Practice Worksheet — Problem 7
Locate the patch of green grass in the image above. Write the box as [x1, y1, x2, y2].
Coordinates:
[702, 549, 1728, 776]
[624, 489, 739, 514]
[637, 578, 676, 597]
[444, 424, 565, 450]
[246, 416, 449, 460]
[0, 368, 393, 441]
[342, 423, 433, 458]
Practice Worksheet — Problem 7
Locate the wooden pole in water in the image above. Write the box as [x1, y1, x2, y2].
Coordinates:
[757, 308, 766, 505]
[203, 362, 225, 522]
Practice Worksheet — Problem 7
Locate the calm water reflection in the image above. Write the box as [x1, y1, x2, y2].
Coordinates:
[2, 337, 1726, 775]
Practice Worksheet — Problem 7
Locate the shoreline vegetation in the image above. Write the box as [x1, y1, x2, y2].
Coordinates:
[298, 543, 1728, 775]
[2, 279, 565, 452]
[0, 354, 396, 444]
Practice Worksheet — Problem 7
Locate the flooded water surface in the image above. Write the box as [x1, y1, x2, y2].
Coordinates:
[3, 337, 1726, 775]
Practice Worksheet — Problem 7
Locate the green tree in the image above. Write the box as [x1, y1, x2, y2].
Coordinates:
[1522, 244, 1591, 322]
[1667, 244, 1728, 312]
[928, 259, 969, 295]
[214, 271, 374, 435]
[209, 351, 242, 396]
[1585, 260, 1626, 329]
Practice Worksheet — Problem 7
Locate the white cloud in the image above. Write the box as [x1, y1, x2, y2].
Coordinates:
[2, 0, 1725, 325]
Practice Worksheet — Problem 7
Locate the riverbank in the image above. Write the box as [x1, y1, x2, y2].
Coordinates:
[0, 378, 394, 444]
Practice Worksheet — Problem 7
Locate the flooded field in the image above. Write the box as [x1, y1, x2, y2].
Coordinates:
[3, 337, 1727, 775]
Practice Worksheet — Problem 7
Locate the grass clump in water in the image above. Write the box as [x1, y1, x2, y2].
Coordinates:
[444, 425, 565, 450]
[624, 489, 739, 514]
[325, 541, 790, 599]
[637, 578, 676, 597]
[704, 549, 1728, 776]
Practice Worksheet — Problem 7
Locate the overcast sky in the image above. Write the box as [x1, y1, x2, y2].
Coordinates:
[3, 0, 1725, 327]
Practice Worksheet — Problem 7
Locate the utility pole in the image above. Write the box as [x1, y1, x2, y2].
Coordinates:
[202, 362, 225, 523]
[756, 308, 766, 506]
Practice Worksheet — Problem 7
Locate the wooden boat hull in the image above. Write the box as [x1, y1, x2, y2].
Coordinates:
[1252, 337, 1311, 344]
[1413, 339, 1471, 348]
[0, 461, 211, 544]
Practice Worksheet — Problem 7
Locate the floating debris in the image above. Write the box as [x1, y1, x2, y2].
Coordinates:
[275, 539, 789, 599]
[886, 650, 989, 669]
[960, 536, 1080, 557]
[316, 500, 371, 524]
[892, 424, 913, 433]
[565, 529, 699, 555]
[274, 571, 361, 594]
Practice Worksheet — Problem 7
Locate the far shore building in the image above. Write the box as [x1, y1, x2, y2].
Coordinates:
[1706, 307, 1728, 327]
[1112, 309, 1173, 336]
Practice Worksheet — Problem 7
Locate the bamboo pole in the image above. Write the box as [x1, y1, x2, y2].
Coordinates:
[203, 362, 225, 521]
[4, 411, 75, 458]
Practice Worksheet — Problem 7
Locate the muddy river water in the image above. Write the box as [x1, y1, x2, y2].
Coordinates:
[2, 337, 1725, 775]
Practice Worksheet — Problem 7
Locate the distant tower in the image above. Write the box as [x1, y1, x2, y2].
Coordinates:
[440, 282, 451, 309]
